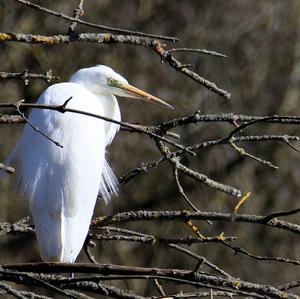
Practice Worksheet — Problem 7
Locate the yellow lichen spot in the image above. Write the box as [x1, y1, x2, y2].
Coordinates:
[183, 210, 206, 239]
[0, 33, 12, 41]
[191, 225, 198, 232]
[151, 237, 157, 245]
[182, 209, 191, 215]
[103, 33, 111, 42]
[31, 35, 56, 44]
[196, 232, 206, 239]
[43, 36, 56, 44]
[186, 220, 193, 227]
[91, 216, 107, 226]
[185, 219, 206, 239]
[234, 192, 251, 213]
[33, 35, 43, 43]
[232, 279, 242, 289]
[217, 232, 225, 241]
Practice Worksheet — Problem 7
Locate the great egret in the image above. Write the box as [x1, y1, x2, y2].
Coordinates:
[3, 65, 171, 262]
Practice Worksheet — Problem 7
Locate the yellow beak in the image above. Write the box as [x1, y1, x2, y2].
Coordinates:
[108, 78, 173, 110]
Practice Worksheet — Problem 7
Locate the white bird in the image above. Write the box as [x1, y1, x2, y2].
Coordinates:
[3, 65, 171, 263]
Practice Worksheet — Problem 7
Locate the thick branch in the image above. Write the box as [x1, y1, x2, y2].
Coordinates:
[0, 101, 192, 154]
[92, 210, 300, 235]
[12, 0, 177, 41]
[0, 70, 59, 84]
[0, 34, 229, 98]
[1, 264, 297, 299]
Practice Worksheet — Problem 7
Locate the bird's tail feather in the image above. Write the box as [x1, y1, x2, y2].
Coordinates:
[99, 159, 118, 204]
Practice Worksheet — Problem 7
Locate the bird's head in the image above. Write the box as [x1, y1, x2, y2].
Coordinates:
[69, 65, 173, 109]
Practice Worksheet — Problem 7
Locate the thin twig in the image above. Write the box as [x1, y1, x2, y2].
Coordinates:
[152, 41, 231, 99]
[220, 240, 300, 266]
[0, 163, 15, 174]
[15, 100, 63, 148]
[68, 0, 85, 34]
[83, 238, 99, 264]
[0, 282, 28, 299]
[12, 0, 178, 41]
[167, 48, 227, 58]
[97, 226, 233, 279]
[277, 280, 300, 291]
[173, 165, 201, 212]
[230, 142, 279, 169]
[156, 139, 241, 197]
[261, 208, 300, 223]
[117, 134, 299, 188]
[153, 279, 166, 296]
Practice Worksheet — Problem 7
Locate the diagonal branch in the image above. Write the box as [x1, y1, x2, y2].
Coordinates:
[0, 101, 193, 155]
[152, 41, 231, 99]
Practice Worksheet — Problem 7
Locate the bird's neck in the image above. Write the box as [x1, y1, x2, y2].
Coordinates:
[94, 91, 121, 146]
[69, 78, 121, 145]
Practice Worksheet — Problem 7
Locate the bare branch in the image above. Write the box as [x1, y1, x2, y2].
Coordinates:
[152, 41, 231, 99]
[277, 280, 300, 291]
[90, 232, 237, 245]
[0, 114, 23, 123]
[12, 0, 178, 41]
[92, 210, 300, 235]
[220, 240, 300, 266]
[173, 165, 201, 212]
[0, 33, 229, 98]
[0, 101, 193, 155]
[156, 111, 300, 131]
[261, 208, 300, 223]
[0, 282, 28, 299]
[153, 279, 165, 297]
[167, 48, 227, 58]
[0, 163, 15, 174]
[156, 140, 241, 197]
[1, 263, 297, 299]
[230, 142, 279, 169]
[68, 0, 85, 34]
[174, 160, 241, 197]
[117, 134, 299, 187]
[0, 70, 59, 84]
[15, 100, 63, 148]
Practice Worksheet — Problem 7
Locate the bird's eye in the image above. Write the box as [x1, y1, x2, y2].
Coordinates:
[107, 78, 114, 85]
[107, 78, 122, 88]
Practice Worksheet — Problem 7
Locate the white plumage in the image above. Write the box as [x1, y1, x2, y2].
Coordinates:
[2, 65, 171, 262]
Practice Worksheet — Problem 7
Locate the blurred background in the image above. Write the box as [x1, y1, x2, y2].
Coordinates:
[0, 0, 299, 296]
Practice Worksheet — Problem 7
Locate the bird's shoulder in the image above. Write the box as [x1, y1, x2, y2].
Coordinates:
[37, 82, 96, 105]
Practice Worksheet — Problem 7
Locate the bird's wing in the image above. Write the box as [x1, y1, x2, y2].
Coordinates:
[10, 82, 107, 261]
